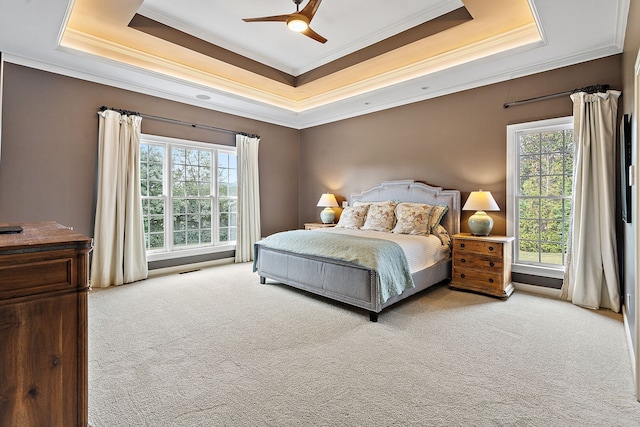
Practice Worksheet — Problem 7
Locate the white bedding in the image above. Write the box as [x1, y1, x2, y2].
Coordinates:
[317, 227, 450, 274]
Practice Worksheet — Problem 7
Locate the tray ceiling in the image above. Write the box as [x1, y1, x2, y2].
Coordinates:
[0, 0, 629, 128]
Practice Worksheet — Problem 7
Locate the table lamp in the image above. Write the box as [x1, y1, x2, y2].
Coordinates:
[317, 193, 338, 223]
[462, 190, 500, 236]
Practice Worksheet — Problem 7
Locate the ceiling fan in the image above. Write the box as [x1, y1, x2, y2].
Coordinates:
[242, 0, 328, 44]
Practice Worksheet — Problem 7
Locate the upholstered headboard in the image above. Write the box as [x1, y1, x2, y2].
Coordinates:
[350, 180, 461, 235]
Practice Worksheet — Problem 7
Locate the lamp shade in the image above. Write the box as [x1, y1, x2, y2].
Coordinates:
[317, 193, 338, 224]
[462, 190, 499, 236]
[317, 193, 338, 208]
[462, 190, 499, 211]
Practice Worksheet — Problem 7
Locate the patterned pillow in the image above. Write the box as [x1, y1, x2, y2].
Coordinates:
[392, 203, 433, 235]
[335, 205, 369, 229]
[433, 224, 452, 247]
[429, 205, 449, 232]
[360, 201, 397, 232]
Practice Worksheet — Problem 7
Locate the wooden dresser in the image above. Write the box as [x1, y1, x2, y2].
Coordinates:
[0, 222, 92, 426]
[450, 233, 515, 299]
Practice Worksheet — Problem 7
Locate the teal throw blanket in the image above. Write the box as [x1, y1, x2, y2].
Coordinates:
[254, 230, 414, 304]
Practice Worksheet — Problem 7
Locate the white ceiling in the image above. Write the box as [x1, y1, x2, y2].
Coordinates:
[138, 0, 464, 76]
[0, 0, 630, 129]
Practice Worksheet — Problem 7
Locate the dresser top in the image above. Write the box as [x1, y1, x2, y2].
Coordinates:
[0, 221, 92, 253]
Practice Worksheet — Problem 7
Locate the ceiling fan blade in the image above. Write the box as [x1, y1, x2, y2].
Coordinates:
[300, 0, 323, 21]
[242, 14, 290, 23]
[302, 26, 327, 44]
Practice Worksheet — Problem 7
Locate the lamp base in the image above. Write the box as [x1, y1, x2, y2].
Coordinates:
[320, 207, 336, 224]
[468, 210, 493, 236]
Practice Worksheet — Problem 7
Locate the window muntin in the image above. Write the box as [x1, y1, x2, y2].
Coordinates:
[507, 117, 573, 275]
[140, 143, 166, 251]
[139, 135, 237, 259]
[217, 152, 237, 244]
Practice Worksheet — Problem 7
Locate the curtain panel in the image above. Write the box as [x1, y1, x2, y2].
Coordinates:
[235, 134, 261, 263]
[562, 90, 621, 312]
[91, 110, 148, 287]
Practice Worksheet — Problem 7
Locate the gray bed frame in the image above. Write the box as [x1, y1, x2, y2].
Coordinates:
[255, 180, 461, 321]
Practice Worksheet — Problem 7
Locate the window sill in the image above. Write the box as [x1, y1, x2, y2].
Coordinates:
[147, 244, 236, 262]
[512, 263, 565, 279]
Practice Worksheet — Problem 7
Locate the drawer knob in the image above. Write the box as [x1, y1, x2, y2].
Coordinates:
[460, 243, 465, 248]
[488, 246, 494, 251]
[460, 273, 466, 279]
[489, 261, 495, 267]
[488, 278, 494, 283]
[461, 258, 466, 263]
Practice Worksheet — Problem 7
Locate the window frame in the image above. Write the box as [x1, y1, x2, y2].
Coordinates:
[140, 133, 237, 262]
[506, 116, 573, 279]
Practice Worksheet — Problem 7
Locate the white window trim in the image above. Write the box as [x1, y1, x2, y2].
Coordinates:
[141, 133, 237, 262]
[506, 116, 573, 279]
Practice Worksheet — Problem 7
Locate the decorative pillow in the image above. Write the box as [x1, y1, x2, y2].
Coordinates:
[433, 224, 452, 247]
[429, 205, 449, 232]
[391, 203, 433, 235]
[360, 201, 397, 232]
[335, 205, 369, 229]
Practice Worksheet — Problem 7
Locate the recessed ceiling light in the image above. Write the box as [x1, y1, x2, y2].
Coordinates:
[196, 94, 211, 100]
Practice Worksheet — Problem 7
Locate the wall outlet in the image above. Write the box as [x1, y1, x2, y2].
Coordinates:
[342, 201, 348, 208]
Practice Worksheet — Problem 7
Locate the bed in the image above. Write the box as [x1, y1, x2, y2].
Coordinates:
[253, 180, 461, 321]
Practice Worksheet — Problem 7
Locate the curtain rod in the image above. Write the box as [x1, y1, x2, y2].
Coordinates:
[502, 84, 610, 109]
[98, 106, 259, 138]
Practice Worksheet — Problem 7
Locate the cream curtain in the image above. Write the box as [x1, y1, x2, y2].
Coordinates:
[235, 134, 261, 263]
[91, 110, 148, 287]
[562, 90, 621, 312]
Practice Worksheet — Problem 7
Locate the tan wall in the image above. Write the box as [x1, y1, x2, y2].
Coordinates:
[0, 63, 299, 239]
[0, 56, 625, 243]
[299, 55, 623, 235]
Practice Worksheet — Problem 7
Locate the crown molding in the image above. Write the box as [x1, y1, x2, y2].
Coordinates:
[60, 20, 540, 114]
[2, 52, 301, 129]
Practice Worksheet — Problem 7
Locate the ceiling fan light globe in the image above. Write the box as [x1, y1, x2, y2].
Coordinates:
[287, 14, 309, 32]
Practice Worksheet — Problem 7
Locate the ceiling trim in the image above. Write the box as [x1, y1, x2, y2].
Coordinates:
[129, 14, 296, 87]
[295, 45, 623, 129]
[298, 23, 541, 111]
[60, 19, 541, 113]
[3, 52, 298, 128]
[130, 7, 473, 87]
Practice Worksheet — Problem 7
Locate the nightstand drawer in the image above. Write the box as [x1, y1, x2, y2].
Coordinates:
[454, 239, 503, 256]
[452, 267, 505, 289]
[453, 252, 503, 270]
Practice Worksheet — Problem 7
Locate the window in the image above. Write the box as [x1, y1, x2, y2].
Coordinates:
[139, 134, 237, 261]
[506, 116, 573, 278]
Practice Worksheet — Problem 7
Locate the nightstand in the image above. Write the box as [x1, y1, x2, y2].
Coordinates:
[304, 223, 337, 230]
[450, 233, 515, 299]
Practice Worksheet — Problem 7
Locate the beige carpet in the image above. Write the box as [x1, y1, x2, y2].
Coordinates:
[88, 262, 640, 426]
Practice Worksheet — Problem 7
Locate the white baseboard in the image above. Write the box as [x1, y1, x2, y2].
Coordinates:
[623, 304, 637, 383]
[147, 257, 235, 278]
[513, 282, 562, 299]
